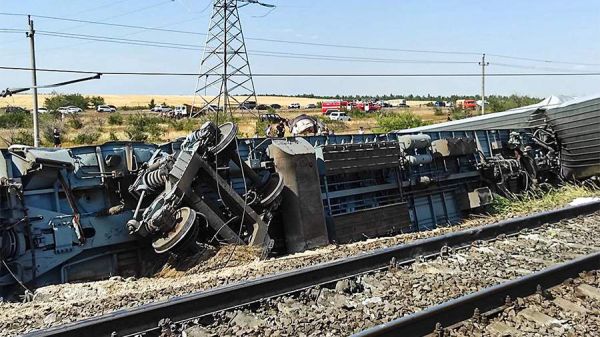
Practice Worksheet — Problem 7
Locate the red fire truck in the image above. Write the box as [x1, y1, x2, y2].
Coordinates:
[321, 100, 350, 114]
[353, 102, 382, 112]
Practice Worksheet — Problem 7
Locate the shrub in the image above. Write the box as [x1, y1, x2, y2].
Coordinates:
[108, 113, 124, 125]
[348, 108, 367, 119]
[169, 118, 198, 132]
[45, 92, 88, 111]
[7, 130, 35, 146]
[376, 111, 428, 132]
[0, 112, 32, 128]
[199, 113, 239, 126]
[92, 116, 105, 131]
[87, 96, 105, 107]
[73, 130, 100, 145]
[67, 115, 84, 129]
[125, 113, 165, 141]
[149, 99, 156, 110]
[255, 119, 270, 137]
[119, 106, 147, 111]
[449, 107, 471, 121]
[433, 107, 444, 116]
[109, 132, 119, 141]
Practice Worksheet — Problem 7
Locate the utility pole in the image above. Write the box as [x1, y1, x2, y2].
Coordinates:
[479, 53, 489, 115]
[27, 15, 40, 147]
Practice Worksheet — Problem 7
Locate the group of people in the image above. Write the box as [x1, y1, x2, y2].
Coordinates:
[264, 120, 288, 138]
[263, 120, 338, 138]
[261, 120, 369, 139]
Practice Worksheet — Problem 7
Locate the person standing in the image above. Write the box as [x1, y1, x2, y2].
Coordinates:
[276, 121, 286, 138]
[265, 124, 273, 137]
[53, 128, 62, 148]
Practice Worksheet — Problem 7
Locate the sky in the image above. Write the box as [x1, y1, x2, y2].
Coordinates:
[1, 0, 599, 98]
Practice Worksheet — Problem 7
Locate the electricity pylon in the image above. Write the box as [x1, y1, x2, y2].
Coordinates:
[192, 0, 274, 119]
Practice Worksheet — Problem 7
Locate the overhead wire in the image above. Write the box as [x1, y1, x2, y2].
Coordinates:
[491, 62, 589, 73]
[488, 53, 600, 67]
[1, 66, 600, 77]
[0, 1, 177, 53]
[34, 30, 481, 64]
[1, 11, 598, 67]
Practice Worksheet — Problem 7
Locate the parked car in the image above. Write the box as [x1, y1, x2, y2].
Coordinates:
[108, 105, 117, 111]
[288, 103, 301, 109]
[58, 106, 82, 114]
[239, 101, 257, 110]
[270, 104, 282, 109]
[255, 104, 270, 111]
[4, 106, 28, 114]
[305, 103, 317, 109]
[27, 107, 47, 114]
[97, 105, 116, 112]
[259, 113, 283, 123]
[151, 105, 172, 113]
[328, 111, 351, 122]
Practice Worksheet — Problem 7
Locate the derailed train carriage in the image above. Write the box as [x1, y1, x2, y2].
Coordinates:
[1, 94, 599, 298]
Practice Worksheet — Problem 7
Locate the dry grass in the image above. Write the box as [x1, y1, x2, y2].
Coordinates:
[1, 94, 324, 110]
[490, 184, 600, 215]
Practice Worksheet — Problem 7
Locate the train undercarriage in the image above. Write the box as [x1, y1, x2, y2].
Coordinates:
[1, 95, 599, 300]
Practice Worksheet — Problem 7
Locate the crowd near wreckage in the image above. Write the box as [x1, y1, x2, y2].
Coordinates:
[0, 94, 599, 299]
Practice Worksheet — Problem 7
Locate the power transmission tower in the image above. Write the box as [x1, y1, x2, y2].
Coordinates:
[192, 0, 274, 119]
[27, 15, 40, 147]
[479, 53, 489, 115]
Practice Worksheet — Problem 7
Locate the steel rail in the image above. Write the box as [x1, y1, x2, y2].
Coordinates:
[353, 250, 600, 337]
[25, 201, 600, 337]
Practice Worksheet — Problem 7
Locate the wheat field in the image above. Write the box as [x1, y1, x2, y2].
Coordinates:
[3, 94, 435, 111]
[2, 94, 325, 110]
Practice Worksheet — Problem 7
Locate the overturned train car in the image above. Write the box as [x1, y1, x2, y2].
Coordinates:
[1, 95, 599, 298]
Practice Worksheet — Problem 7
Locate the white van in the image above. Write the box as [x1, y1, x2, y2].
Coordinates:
[328, 111, 351, 122]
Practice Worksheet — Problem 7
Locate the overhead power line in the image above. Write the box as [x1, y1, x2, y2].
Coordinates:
[34, 30, 480, 64]
[2, 11, 598, 67]
[1, 66, 600, 77]
[0, 28, 26, 33]
[487, 53, 600, 67]
[28, 31, 599, 70]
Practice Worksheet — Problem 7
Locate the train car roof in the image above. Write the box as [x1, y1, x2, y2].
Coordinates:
[396, 95, 580, 133]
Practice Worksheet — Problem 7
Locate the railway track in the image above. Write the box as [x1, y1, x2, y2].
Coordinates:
[24, 201, 600, 337]
[353, 253, 600, 337]
[448, 269, 600, 336]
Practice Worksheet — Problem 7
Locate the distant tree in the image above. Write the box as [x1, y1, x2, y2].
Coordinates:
[376, 112, 429, 132]
[87, 95, 105, 107]
[149, 98, 156, 110]
[44, 92, 88, 111]
[486, 95, 540, 113]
